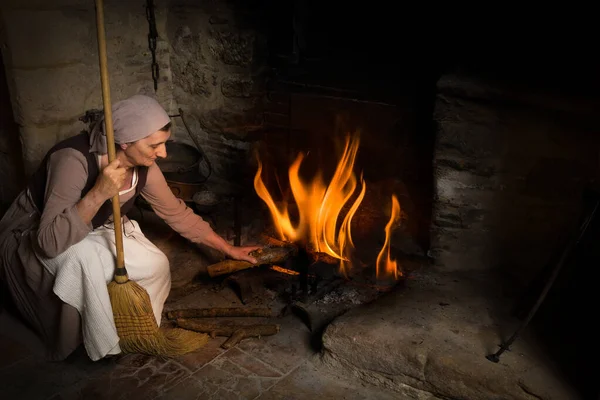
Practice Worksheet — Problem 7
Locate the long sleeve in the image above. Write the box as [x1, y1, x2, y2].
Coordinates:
[37, 148, 93, 258]
[141, 163, 214, 242]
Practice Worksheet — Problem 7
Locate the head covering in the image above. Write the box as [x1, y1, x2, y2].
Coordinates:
[89, 94, 171, 154]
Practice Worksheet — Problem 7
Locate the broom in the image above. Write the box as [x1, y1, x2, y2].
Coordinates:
[94, 0, 208, 356]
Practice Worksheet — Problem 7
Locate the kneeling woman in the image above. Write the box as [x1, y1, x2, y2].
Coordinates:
[0, 94, 258, 361]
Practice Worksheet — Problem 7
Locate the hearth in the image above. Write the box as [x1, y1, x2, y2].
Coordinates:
[155, 63, 600, 399]
[149, 50, 436, 336]
[188, 110, 425, 330]
[196, 220, 413, 331]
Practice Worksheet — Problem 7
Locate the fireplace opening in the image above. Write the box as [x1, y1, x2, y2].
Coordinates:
[161, 11, 599, 397]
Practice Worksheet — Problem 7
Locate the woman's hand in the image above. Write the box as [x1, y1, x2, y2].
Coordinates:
[224, 245, 262, 264]
[94, 159, 127, 200]
[76, 159, 128, 225]
[195, 231, 262, 264]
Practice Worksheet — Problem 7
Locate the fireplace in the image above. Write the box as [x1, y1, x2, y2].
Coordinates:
[1, 1, 599, 399]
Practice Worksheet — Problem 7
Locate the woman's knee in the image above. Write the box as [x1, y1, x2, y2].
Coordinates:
[150, 251, 170, 278]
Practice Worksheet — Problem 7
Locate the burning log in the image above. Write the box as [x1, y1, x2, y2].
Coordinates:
[310, 251, 339, 265]
[207, 245, 297, 277]
[174, 318, 280, 349]
[166, 307, 274, 320]
[259, 234, 294, 248]
[207, 245, 340, 278]
[207, 260, 253, 277]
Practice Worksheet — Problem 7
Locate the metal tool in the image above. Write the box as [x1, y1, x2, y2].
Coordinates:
[487, 196, 599, 363]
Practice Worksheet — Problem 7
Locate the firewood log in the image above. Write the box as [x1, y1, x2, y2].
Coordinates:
[175, 318, 280, 348]
[207, 245, 297, 277]
[222, 329, 247, 349]
[166, 307, 273, 320]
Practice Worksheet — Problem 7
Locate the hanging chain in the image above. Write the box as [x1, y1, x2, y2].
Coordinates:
[145, 0, 159, 91]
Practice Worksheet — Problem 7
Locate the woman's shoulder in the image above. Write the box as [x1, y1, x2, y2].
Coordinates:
[47, 147, 90, 176]
[146, 162, 166, 180]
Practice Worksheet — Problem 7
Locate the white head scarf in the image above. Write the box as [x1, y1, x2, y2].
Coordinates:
[89, 94, 171, 154]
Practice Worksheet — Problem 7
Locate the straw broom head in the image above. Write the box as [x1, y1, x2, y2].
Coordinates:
[108, 279, 208, 356]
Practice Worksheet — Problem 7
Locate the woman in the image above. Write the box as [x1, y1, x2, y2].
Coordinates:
[0, 94, 259, 361]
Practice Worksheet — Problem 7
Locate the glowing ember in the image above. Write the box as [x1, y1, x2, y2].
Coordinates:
[254, 133, 366, 277]
[376, 194, 401, 280]
[270, 265, 300, 276]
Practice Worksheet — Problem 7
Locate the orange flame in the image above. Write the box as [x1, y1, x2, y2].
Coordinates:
[376, 194, 401, 280]
[254, 133, 366, 277]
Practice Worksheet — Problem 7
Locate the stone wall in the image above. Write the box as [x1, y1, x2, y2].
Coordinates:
[0, 52, 24, 214]
[0, 0, 174, 174]
[0, 0, 266, 193]
[166, 0, 266, 193]
[431, 74, 600, 287]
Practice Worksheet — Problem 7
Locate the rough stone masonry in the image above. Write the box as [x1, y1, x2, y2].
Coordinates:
[0, 0, 267, 199]
[430, 73, 600, 289]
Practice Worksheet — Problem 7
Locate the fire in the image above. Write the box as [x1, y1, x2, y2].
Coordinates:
[254, 133, 366, 277]
[376, 195, 401, 280]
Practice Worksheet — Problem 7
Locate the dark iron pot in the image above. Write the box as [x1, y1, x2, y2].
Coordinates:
[157, 141, 208, 202]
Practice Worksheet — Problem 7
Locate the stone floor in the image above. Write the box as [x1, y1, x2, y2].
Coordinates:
[321, 269, 583, 400]
[0, 204, 586, 400]
[0, 206, 401, 400]
[0, 309, 402, 400]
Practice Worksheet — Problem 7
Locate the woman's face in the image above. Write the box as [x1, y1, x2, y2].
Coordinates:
[121, 129, 171, 167]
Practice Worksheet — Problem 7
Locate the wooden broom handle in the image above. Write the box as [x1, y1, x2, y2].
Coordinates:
[94, 0, 127, 279]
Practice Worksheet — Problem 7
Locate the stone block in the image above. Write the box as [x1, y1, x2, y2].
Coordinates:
[207, 28, 254, 67]
[1, 8, 96, 68]
[168, 0, 227, 14]
[434, 169, 500, 207]
[435, 120, 504, 159]
[168, 19, 219, 98]
[198, 98, 263, 137]
[169, 25, 206, 62]
[435, 156, 497, 178]
[433, 81, 595, 281]
[19, 122, 85, 175]
[9, 64, 99, 125]
[437, 73, 600, 119]
[322, 272, 578, 399]
[171, 61, 217, 98]
[0, 0, 87, 8]
[221, 75, 255, 98]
